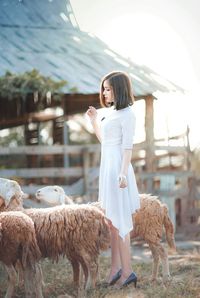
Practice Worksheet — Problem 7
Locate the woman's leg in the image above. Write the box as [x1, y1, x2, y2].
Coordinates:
[106, 225, 121, 282]
[118, 233, 133, 282]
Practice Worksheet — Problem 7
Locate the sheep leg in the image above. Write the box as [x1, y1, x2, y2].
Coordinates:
[71, 259, 80, 286]
[84, 258, 98, 289]
[157, 243, 171, 283]
[24, 264, 43, 298]
[148, 243, 160, 281]
[79, 257, 89, 289]
[15, 260, 24, 287]
[35, 264, 44, 298]
[37, 264, 45, 290]
[4, 265, 17, 298]
[88, 260, 98, 289]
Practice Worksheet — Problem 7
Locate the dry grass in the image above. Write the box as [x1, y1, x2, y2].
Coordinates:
[0, 248, 200, 298]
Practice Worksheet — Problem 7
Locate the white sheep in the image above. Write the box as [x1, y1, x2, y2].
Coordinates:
[35, 185, 73, 205]
[37, 186, 176, 283]
[0, 178, 23, 207]
[0, 211, 43, 298]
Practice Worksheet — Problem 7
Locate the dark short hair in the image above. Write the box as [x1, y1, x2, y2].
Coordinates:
[99, 71, 134, 110]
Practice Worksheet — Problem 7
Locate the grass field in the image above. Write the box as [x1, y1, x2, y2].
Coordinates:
[0, 245, 200, 298]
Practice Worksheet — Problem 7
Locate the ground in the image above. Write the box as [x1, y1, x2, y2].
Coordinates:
[0, 241, 200, 298]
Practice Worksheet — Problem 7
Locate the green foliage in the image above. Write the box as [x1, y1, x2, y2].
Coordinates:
[0, 69, 67, 100]
[0, 131, 24, 146]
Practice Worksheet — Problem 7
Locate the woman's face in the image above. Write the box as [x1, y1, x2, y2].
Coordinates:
[103, 80, 114, 106]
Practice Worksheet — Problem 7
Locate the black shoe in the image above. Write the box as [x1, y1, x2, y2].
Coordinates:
[109, 269, 122, 285]
[121, 272, 137, 288]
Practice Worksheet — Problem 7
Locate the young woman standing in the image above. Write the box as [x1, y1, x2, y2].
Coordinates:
[86, 71, 140, 288]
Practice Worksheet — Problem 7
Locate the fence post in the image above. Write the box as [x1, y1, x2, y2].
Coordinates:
[83, 147, 90, 194]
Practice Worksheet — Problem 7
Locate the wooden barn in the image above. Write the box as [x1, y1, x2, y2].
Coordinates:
[0, 0, 199, 234]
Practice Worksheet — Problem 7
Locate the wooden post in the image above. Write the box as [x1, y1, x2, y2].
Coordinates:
[186, 125, 191, 170]
[146, 177, 153, 193]
[144, 95, 155, 172]
[83, 148, 90, 195]
[62, 97, 69, 168]
[63, 118, 69, 168]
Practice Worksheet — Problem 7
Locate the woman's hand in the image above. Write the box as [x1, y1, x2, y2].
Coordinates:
[118, 174, 128, 188]
[86, 106, 98, 122]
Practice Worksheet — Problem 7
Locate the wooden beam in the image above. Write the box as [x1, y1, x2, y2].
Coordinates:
[154, 146, 188, 153]
[0, 92, 148, 130]
[0, 167, 83, 178]
[0, 143, 188, 162]
[0, 144, 100, 155]
[0, 143, 150, 155]
[0, 111, 60, 129]
[0, 167, 192, 180]
[138, 171, 193, 178]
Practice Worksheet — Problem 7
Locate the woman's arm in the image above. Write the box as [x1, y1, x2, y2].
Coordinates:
[119, 110, 136, 188]
[86, 106, 101, 143]
[119, 149, 132, 188]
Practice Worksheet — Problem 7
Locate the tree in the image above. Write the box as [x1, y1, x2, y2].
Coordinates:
[0, 69, 70, 106]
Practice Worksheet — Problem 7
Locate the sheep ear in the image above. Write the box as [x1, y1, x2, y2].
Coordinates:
[5, 193, 23, 207]
[66, 196, 74, 205]
[4, 196, 12, 207]
[4, 194, 15, 207]
[4, 201, 9, 207]
[59, 193, 65, 205]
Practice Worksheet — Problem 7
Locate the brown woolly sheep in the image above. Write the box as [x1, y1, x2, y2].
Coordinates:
[36, 186, 176, 283]
[0, 192, 110, 290]
[93, 195, 176, 283]
[0, 211, 43, 298]
[130, 194, 176, 283]
[25, 205, 110, 289]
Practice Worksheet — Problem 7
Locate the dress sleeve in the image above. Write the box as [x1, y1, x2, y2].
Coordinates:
[121, 111, 136, 149]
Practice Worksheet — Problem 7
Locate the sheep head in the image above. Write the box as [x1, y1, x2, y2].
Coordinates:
[35, 185, 73, 206]
[0, 178, 24, 208]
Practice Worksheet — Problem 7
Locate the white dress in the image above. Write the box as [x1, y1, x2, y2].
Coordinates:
[98, 106, 140, 239]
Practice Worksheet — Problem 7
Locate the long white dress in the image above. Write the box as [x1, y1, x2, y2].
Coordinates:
[98, 106, 140, 239]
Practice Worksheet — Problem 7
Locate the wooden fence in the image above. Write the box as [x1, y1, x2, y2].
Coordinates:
[1, 143, 198, 233]
[0, 144, 100, 196]
[0, 143, 193, 199]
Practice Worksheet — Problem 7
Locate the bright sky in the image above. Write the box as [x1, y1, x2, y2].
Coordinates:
[95, 13, 199, 148]
[71, 1, 200, 149]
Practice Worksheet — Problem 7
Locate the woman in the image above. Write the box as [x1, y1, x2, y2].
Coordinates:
[86, 71, 140, 288]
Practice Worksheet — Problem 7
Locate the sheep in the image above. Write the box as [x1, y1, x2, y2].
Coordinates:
[24, 205, 110, 289]
[36, 186, 176, 284]
[0, 178, 23, 208]
[35, 185, 74, 206]
[0, 180, 110, 290]
[93, 196, 175, 284]
[130, 193, 176, 283]
[0, 211, 43, 298]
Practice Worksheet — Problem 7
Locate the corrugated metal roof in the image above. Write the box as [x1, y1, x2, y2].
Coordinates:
[0, 0, 184, 95]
